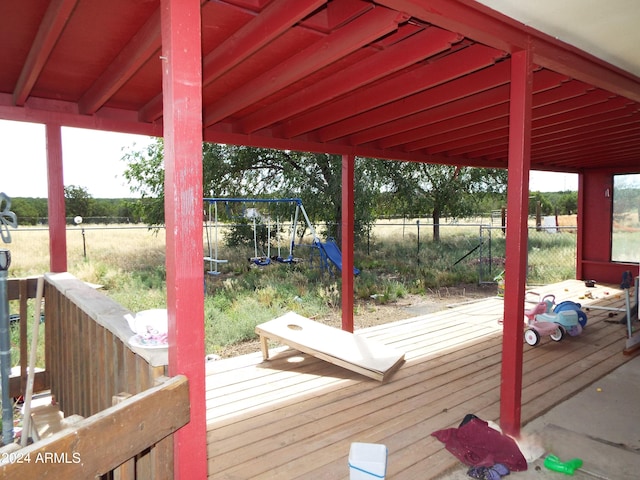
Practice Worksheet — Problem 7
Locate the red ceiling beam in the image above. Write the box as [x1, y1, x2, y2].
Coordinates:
[533, 126, 640, 157]
[402, 78, 589, 152]
[78, 9, 161, 115]
[13, 0, 79, 106]
[533, 115, 639, 150]
[203, 6, 409, 127]
[366, 69, 566, 147]
[0, 93, 161, 137]
[536, 135, 640, 166]
[203, 0, 328, 87]
[283, 43, 505, 138]
[453, 91, 619, 158]
[375, 0, 640, 103]
[315, 45, 508, 141]
[237, 26, 462, 133]
[534, 107, 637, 142]
[203, 123, 505, 168]
[479, 98, 635, 159]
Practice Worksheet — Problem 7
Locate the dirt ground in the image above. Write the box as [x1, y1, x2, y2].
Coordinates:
[215, 283, 497, 358]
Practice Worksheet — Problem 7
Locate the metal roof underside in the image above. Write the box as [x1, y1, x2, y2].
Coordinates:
[1, 0, 639, 173]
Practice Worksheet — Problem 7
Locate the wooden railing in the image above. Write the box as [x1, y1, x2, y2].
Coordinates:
[8, 277, 48, 397]
[5, 272, 180, 478]
[0, 375, 189, 478]
[44, 272, 168, 416]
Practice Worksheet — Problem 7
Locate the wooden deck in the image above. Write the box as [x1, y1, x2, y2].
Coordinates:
[205, 280, 636, 479]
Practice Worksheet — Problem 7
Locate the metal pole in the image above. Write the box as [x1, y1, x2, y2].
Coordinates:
[0, 249, 13, 445]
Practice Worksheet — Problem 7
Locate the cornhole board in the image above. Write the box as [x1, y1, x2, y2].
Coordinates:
[255, 312, 404, 381]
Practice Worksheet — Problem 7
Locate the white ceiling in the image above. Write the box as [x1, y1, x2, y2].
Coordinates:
[476, 0, 640, 77]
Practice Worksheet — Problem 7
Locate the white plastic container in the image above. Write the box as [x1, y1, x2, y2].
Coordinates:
[348, 442, 387, 480]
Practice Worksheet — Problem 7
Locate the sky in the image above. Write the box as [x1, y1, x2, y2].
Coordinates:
[0, 119, 578, 199]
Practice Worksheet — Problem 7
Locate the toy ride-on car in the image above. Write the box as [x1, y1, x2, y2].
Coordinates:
[523, 295, 586, 346]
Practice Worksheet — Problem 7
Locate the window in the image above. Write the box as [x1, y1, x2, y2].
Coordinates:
[612, 173, 640, 262]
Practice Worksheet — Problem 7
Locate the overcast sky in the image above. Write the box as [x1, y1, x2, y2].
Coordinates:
[1, 119, 577, 199]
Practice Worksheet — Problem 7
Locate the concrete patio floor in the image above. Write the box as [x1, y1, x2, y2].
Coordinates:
[440, 353, 640, 479]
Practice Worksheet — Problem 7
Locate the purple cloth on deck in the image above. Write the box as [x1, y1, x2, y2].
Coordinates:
[431, 418, 527, 471]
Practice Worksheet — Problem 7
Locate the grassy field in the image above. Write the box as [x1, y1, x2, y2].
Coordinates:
[6, 218, 579, 358]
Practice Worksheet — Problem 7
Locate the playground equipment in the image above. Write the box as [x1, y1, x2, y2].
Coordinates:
[313, 238, 360, 276]
[203, 197, 360, 276]
[523, 294, 586, 346]
[203, 201, 228, 274]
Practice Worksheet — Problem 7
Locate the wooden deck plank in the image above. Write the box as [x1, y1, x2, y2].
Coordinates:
[206, 280, 635, 480]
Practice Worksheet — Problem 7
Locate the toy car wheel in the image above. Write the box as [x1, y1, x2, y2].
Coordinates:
[550, 325, 565, 342]
[524, 328, 540, 346]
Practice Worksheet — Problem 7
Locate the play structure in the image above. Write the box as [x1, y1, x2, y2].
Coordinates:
[523, 294, 586, 346]
[203, 198, 359, 276]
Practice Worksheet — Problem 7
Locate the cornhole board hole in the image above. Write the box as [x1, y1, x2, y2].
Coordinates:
[255, 312, 404, 381]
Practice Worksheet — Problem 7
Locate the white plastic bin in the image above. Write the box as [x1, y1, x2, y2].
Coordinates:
[348, 442, 387, 480]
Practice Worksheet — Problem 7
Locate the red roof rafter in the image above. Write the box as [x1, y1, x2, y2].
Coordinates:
[316, 47, 509, 141]
[13, 0, 78, 106]
[203, 6, 409, 127]
[78, 9, 161, 114]
[238, 26, 462, 134]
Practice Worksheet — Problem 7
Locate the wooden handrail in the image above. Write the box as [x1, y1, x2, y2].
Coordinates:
[0, 375, 189, 477]
[7, 277, 48, 398]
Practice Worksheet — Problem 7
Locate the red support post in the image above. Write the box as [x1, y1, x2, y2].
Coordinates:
[160, 0, 206, 478]
[500, 47, 533, 437]
[341, 154, 355, 332]
[45, 123, 67, 273]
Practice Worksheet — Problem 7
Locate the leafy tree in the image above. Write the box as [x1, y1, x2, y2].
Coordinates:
[121, 140, 165, 226]
[376, 163, 507, 241]
[123, 140, 385, 244]
[64, 185, 94, 219]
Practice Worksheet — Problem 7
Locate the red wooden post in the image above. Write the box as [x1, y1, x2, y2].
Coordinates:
[45, 123, 67, 273]
[160, 0, 206, 478]
[500, 47, 533, 437]
[341, 154, 355, 332]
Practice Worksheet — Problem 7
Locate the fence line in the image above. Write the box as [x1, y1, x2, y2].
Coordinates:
[8, 219, 578, 285]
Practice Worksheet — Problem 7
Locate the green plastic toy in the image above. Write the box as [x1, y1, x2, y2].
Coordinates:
[544, 454, 584, 475]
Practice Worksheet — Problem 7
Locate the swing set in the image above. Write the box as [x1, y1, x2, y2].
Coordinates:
[203, 197, 318, 273]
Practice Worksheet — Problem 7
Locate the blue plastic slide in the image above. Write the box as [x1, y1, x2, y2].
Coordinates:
[316, 239, 360, 275]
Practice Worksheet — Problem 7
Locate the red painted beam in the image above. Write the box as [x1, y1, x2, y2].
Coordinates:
[376, 0, 640, 103]
[203, 0, 327, 87]
[0, 94, 161, 137]
[534, 131, 640, 161]
[315, 45, 508, 141]
[370, 69, 566, 148]
[533, 116, 640, 151]
[203, 6, 408, 127]
[238, 26, 462, 133]
[160, 0, 206, 478]
[45, 124, 68, 273]
[477, 98, 634, 161]
[446, 90, 620, 158]
[422, 80, 597, 154]
[13, 0, 79, 106]
[79, 9, 161, 114]
[500, 47, 533, 438]
[341, 154, 355, 332]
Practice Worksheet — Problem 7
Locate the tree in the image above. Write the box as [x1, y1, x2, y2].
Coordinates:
[377, 162, 507, 241]
[122, 140, 385, 244]
[122, 139, 507, 244]
[64, 185, 94, 220]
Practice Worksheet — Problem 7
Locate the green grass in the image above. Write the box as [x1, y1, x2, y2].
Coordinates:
[7, 222, 579, 356]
